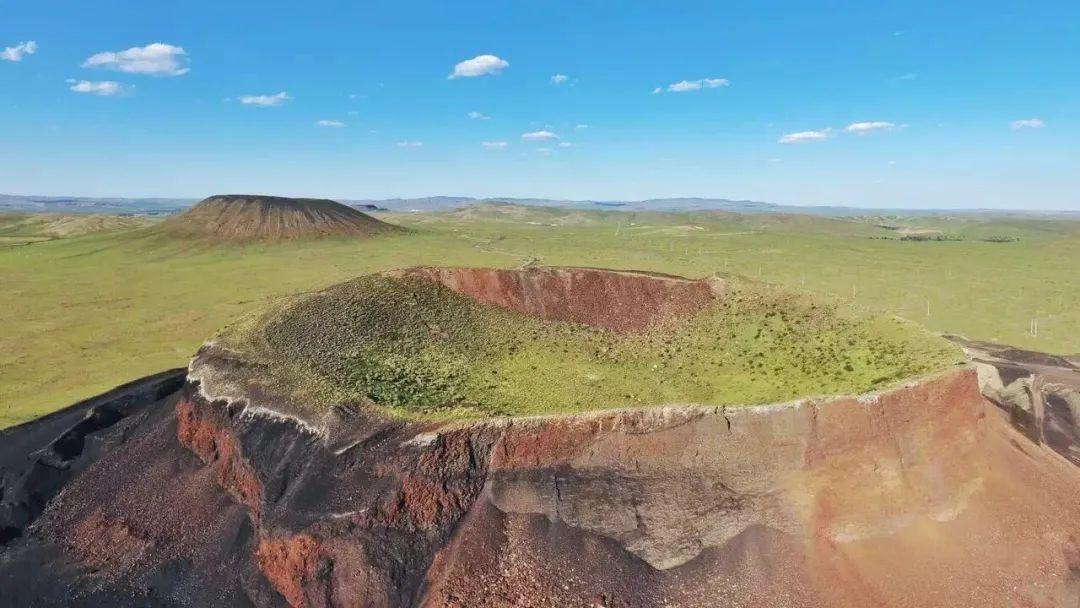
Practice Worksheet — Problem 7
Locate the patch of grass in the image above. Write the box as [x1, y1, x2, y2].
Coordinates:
[216, 273, 962, 418]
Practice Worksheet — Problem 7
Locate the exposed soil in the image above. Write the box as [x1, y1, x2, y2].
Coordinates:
[400, 266, 721, 333]
[160, 194, 398, 242]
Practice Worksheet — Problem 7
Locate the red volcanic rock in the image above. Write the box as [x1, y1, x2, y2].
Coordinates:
[177, 398, 264, 521]
[402, 266, 721, 332]
[4, 339, 1080, 607]
[256, 535, 323, 608]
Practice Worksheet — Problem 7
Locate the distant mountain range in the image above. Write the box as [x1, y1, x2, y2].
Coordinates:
[2, 193, 1077, 219]
[0, 194, 192, 216]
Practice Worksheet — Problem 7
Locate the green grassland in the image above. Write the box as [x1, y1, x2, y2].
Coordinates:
[0, 213, 154, 247]
[217, 273, 959, 418]
[1, 205, 1078, 426]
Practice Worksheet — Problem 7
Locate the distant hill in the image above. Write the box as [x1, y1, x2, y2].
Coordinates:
[160, 194, 398, 242]
[3, 192, 1078, 219]
[0, 194, 193, 216]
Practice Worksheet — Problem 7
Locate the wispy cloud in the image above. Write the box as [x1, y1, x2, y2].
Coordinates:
[558, 142, 574, 148]
[522, 130, 558, 141]
[1010, 118, 1045, 130]
[396, 141, 424, 148]
[239, 92, 291, 107]
[449, 54, 508, 79]
[575, 124, 589, 130]
[844, 121, 905, 135]
[550, 73, 569, 85]
[657, 77, 729, 93]
[778, 129, 831, 144]
[82, 43, 189, 76]
[467, 110, 490, 120]
[482, 141, 508, 149]
[1, 41, 37, 62]
[315, 119, 345, 128]
[66, 79, 129, 96]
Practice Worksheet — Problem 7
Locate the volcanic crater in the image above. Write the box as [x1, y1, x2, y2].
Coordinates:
[2, 267, 1079, 608]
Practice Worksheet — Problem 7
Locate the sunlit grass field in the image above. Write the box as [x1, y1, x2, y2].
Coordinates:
[2, 204, 1077, 427]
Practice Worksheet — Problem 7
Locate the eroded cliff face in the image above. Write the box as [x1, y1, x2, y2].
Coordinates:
[3, 346, 1080, 607]
[160, 365, 1080, 608]
[398, 266, 722, 333]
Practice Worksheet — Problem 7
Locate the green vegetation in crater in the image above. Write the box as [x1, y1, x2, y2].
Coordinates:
[216, 273, 963, 418]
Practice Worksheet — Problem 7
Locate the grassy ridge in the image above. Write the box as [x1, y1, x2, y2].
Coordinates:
[217, 273, 961, 418]
[1, 205, 1077, 426]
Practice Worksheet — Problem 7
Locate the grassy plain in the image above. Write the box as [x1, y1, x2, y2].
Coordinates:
[1, 204, 1078, 426]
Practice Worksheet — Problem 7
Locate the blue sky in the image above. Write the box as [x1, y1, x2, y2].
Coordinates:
[1, 1, 1078, 209]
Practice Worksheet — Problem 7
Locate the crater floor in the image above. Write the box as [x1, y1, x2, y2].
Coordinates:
[200, 266, 961, 420]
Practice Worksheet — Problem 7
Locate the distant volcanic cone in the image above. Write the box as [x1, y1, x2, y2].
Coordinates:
[161, 194, 399, 242]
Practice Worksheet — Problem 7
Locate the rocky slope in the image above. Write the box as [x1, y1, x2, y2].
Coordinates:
[160, 195, 398, 242]
[1, 270, 1078, 607]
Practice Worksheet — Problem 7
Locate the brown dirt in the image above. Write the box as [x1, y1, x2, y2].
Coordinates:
[4, 343, 1080, 606]
[401, 266, 721, 332]
[160, 194, 398, 242]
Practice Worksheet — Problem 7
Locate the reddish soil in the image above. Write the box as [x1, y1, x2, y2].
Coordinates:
[403, 266, 721, 332]
[177, 398, 265, 520]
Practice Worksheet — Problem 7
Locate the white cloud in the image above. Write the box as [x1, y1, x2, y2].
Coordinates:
[467, 110, 490, 120]
[315, 119, 345, 128]
[1010, 118, 1045, 130]
[396, 141, 424, 148]
[844, 121, 904, 135]
[449, 54, 508, 79]
[82, 43, 189, 76]
[239, 92, 291, 107]
[482, 141, 508, 149]
[67, 79, 129, 96]
[575, 124, 589, 130]
[1, 41, 37, 62]
[536, 147, 554, 155]
[778, 129, 831, 144]
[521, 130, 558, 141]
[558, 142, 574, 148]
[651, 87, 662, 94]
[662, 77, 730, 93]
[550, 73, 568, 84]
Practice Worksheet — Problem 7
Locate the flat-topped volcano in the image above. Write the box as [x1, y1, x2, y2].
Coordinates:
[161, 194, 396, 242]
[195, 266, 959, 421]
